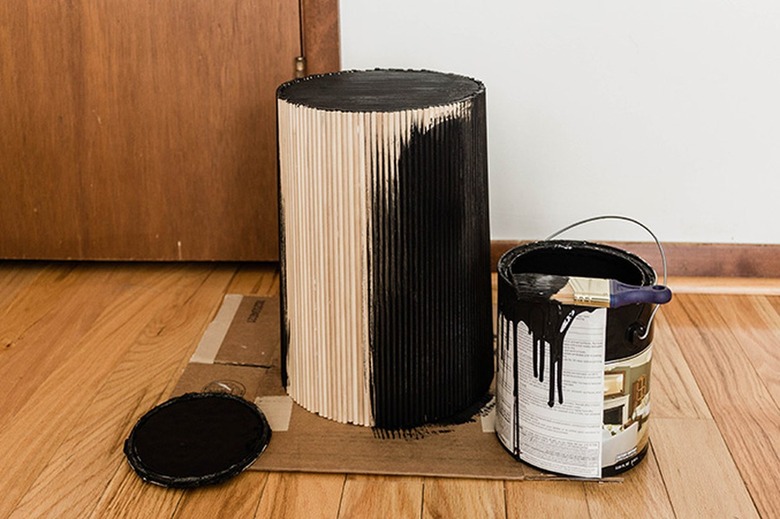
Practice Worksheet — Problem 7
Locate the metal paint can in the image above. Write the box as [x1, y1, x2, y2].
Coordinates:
[495, 238, 663, 477]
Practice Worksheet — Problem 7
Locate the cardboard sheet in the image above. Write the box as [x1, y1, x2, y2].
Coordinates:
[173, 295, 612, 480]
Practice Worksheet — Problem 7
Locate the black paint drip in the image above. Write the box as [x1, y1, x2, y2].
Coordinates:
[520, 302, 592, 407]
[508, 272, 592, 402]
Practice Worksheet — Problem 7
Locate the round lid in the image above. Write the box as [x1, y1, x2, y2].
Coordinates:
[277, 69, 484, 112]
[124, 392, 271, 488]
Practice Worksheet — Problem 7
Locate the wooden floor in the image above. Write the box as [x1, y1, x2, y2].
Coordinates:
[0, 262, 778, 518]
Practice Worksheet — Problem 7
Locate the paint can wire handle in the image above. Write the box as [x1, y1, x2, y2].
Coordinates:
[544, 215, 668, 341]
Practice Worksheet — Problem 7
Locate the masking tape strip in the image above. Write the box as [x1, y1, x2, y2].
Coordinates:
[189, 294, 243, 364]
[481, 407, 496, 433]
[255, 396, 294, 432]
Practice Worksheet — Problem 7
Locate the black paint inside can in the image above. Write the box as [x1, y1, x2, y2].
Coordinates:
[496, 240, 657, 477]
[124, 392, 271, 488]
[498, 240, 656, 361]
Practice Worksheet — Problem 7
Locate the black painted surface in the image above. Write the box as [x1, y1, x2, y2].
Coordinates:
[510, 273, 570, 301]
[277, 69, 485, 113]
[124, 393, 271, 488]
[368, 88, 493, 429]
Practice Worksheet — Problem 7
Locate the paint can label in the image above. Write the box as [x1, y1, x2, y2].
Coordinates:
[496, 309, 652, 478]
[602, 347, 652, 470]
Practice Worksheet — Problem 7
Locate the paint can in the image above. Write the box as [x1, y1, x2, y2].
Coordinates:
[276, 70, 493, 429]
[495, 218, 671, 478]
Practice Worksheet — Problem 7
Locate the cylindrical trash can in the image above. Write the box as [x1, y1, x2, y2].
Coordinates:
[276, 69, 493, 429]
[496, 240, 663, 478]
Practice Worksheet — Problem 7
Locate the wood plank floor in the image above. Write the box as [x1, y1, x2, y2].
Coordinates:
[0, 262, 777, 518]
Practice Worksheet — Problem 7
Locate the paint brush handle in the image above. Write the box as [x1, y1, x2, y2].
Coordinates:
[609, 281, 672, 307]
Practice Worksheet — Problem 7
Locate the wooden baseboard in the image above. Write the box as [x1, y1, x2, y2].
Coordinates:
[491, 241, 780, 278]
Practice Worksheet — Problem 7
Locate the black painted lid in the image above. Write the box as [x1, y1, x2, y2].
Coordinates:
[277, 69, 485, 112]
[124, 392, 271, 488]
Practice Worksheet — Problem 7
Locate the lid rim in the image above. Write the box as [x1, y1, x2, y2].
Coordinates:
[124, 392, 271, 489]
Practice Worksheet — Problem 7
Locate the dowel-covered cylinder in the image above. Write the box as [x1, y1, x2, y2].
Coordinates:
[276, 69, 493, 428]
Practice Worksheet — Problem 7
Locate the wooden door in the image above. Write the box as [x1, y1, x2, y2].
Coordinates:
[0, 0, 338, 260]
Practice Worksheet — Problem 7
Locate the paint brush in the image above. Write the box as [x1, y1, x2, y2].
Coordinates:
[512, 273, 672, 308]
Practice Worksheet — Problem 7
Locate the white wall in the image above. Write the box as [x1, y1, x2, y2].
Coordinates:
[340, 1, 780, 244]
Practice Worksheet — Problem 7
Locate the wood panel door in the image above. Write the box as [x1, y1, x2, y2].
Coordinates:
[0, 0, 338, 260]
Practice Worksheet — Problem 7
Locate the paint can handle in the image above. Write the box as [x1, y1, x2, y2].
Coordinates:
[544, 215, 669, 342]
